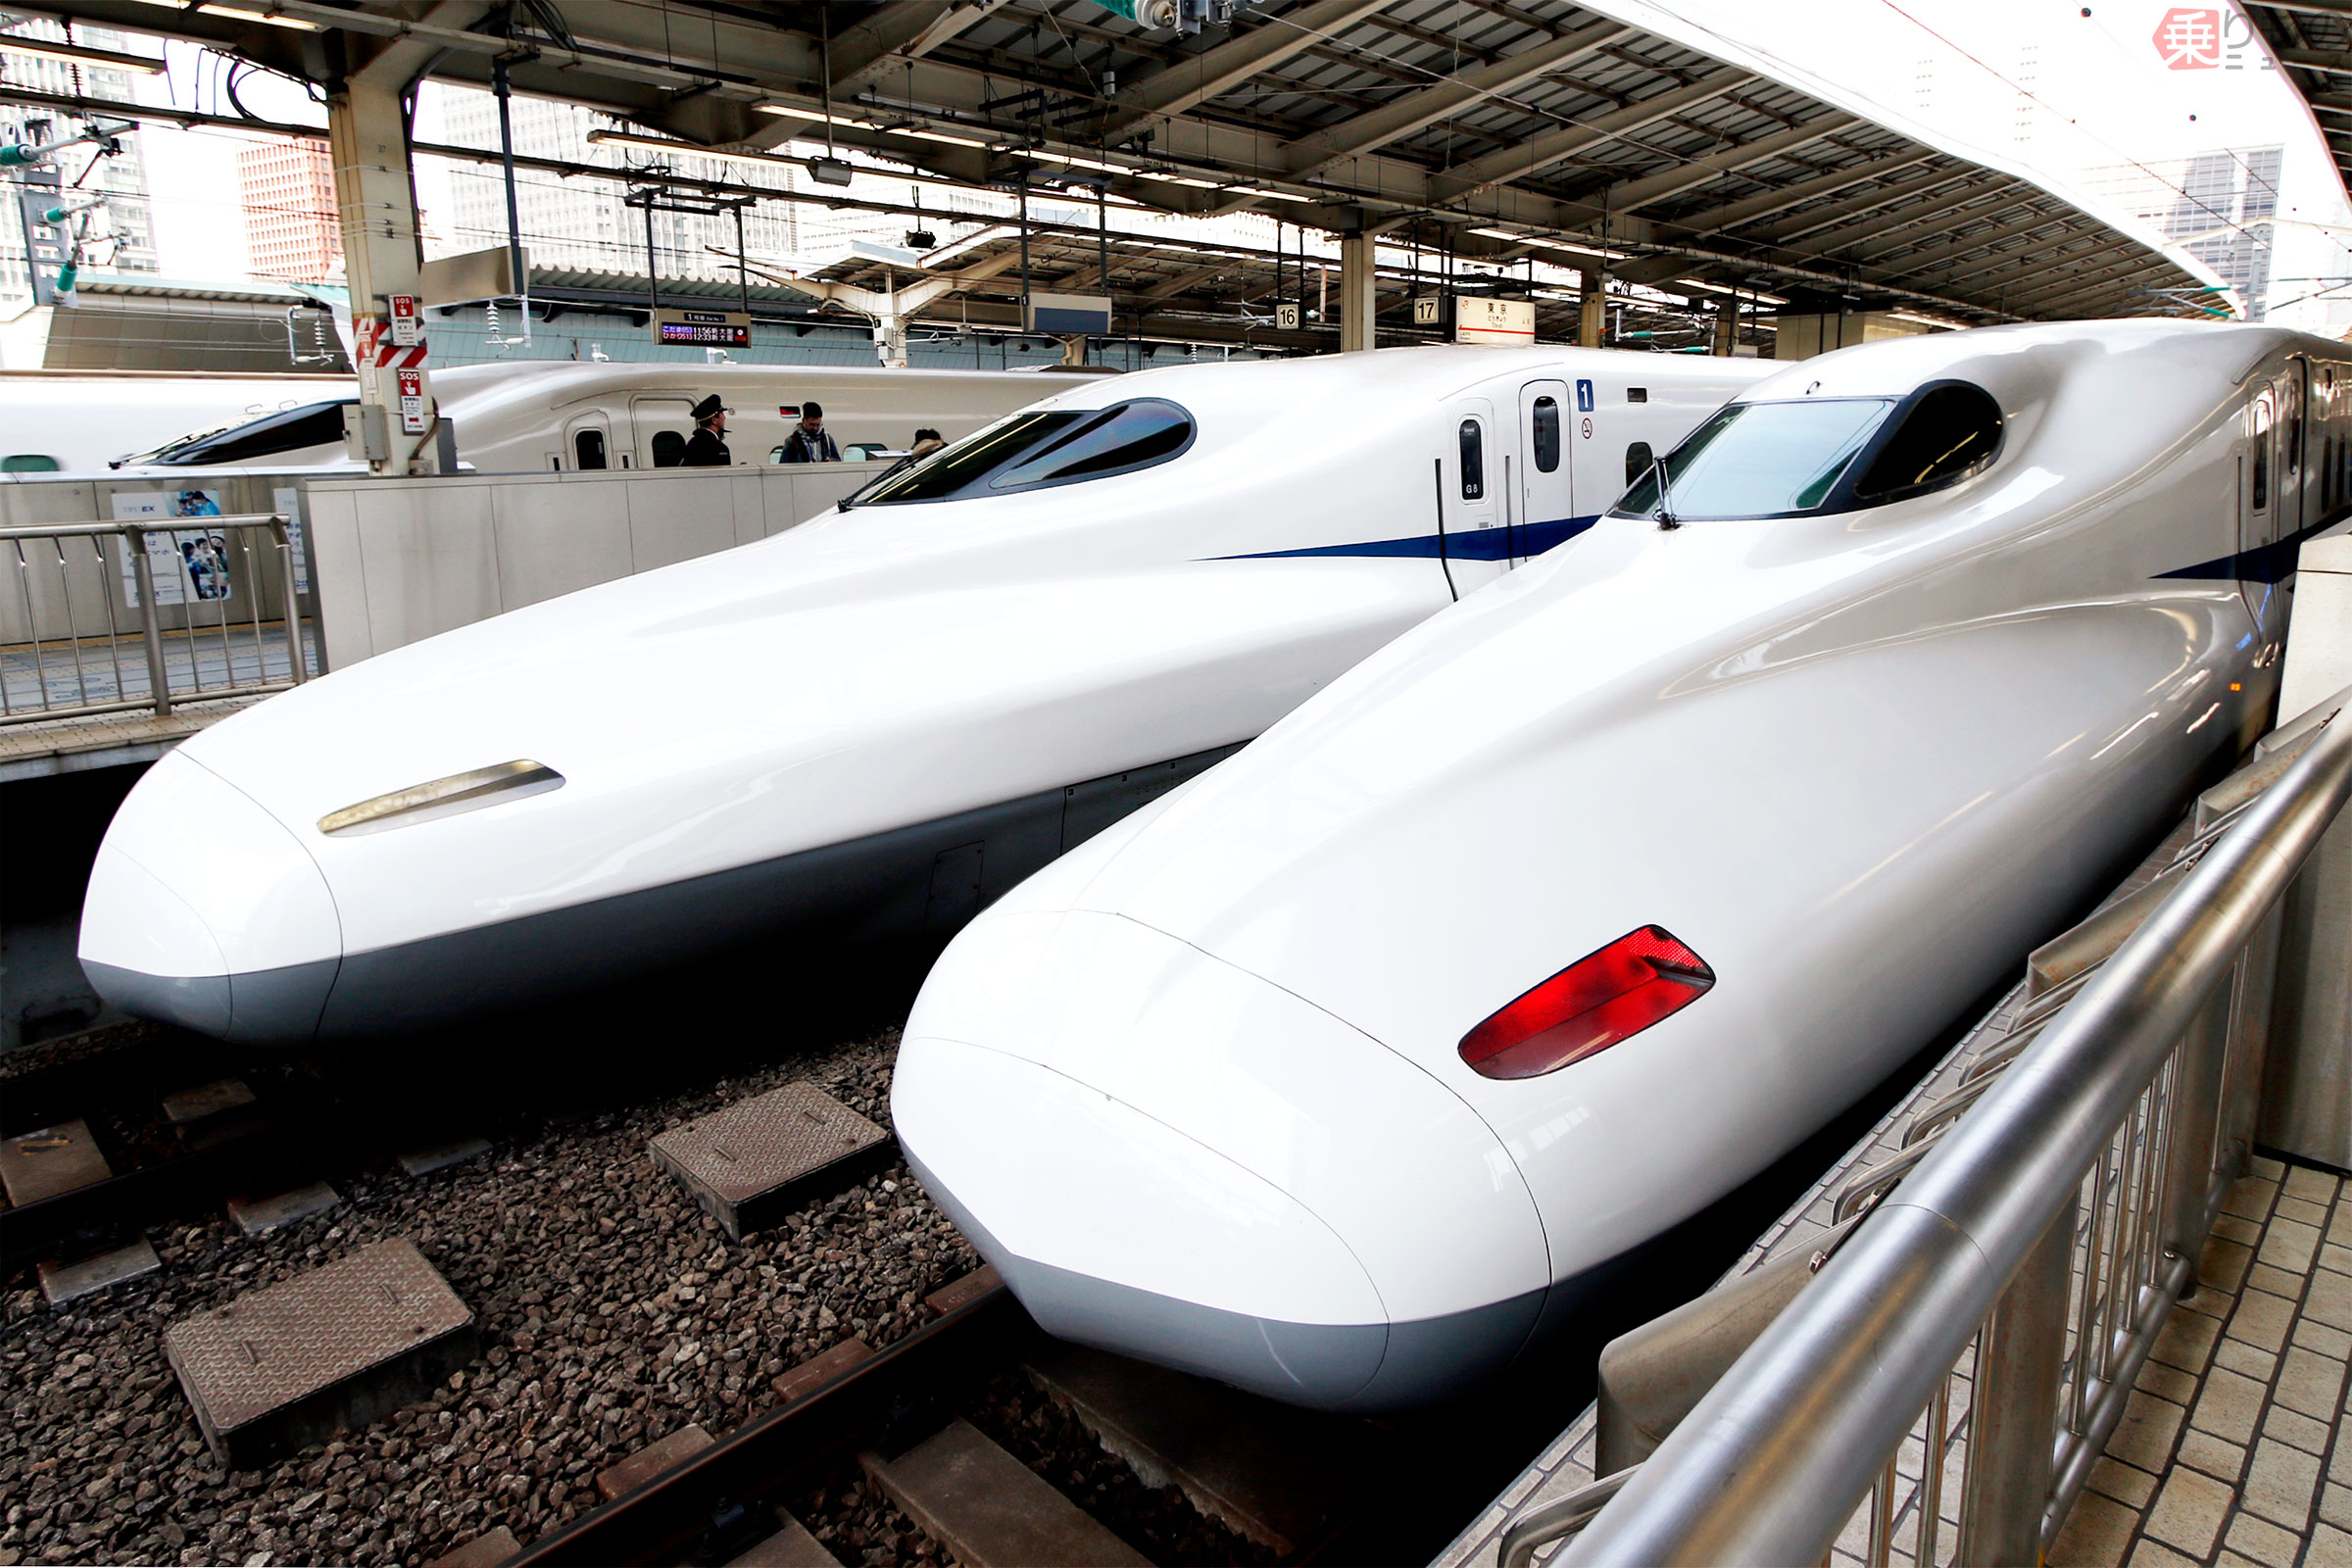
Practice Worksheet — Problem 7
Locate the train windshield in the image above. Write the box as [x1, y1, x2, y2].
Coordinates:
[1612, 398, 1895, 520]
[848, 398, 1195, 505]
[136, 399, 358, 467]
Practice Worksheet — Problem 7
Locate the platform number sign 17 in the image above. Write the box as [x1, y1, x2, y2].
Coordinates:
[396, 368, 426, 435]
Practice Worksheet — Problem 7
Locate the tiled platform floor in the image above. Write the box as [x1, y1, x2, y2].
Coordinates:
[2052, 1155, 2352, 1568]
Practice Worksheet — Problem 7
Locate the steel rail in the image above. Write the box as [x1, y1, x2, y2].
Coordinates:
[1563, 689, 2352, 1568]
[506, 1285, 1034, 1567]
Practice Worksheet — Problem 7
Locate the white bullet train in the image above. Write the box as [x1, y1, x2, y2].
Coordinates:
[76, 345, 1771, 1043]
[891, 319, 2339, 1411]
[73, 360, 1102, 475]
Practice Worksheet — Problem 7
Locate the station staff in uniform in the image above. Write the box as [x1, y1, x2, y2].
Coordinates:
[778, 401, 843, 464]
[683, 395, 731, 466]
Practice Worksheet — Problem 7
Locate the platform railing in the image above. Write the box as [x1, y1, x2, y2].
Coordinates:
[1, 514, 311, 725]
[1506, 687, 2352, 1568]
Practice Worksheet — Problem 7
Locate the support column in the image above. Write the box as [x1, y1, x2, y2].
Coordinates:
[1712, 293, 1738, 356]
[327, 75, 438, 475]
[1579, 267, 1605, 348]
[1339, 231, 1378, 353]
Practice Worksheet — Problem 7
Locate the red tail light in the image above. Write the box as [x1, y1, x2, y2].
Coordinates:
[1458, 926, 1714, 1080]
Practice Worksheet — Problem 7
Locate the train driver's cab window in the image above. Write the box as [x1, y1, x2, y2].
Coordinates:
[1625, 442, 1655, 488]
[1849, 381, 2003, 504]
[1532, 397, 1561, 473]
[1, 454, 60, 472]
[651, 430, 687, 468]
[851, 399, 1195, 505]
[1459, 418, 1485, 501]
[573, 429, 608, 470]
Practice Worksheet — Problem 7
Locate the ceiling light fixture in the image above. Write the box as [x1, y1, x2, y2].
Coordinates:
[0, 35, 165, 74]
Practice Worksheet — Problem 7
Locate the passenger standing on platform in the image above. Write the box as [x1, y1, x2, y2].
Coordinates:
[907, 427, 946, 460]
[777, 401, 843, 464]
[682, 395, 732, 466]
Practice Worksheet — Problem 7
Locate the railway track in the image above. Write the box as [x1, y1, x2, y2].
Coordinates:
[499, 1269, 1580, 1568]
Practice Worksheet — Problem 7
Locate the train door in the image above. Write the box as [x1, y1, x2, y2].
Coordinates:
[2240, 372, 2292, 646]
[564, 412, 611, 471]
[1515, 380, 1572, 565]
[1441, 399, 1505, 593]
[631, 396, 696, 468]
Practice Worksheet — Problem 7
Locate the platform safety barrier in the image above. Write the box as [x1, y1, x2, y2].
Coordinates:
[1, 514, 311, 724]
[1491, 686, 2352, 1568]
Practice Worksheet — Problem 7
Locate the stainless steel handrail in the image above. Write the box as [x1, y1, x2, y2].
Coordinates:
[1, 514, 308, 724]
[1563, 691, 2352, 1567]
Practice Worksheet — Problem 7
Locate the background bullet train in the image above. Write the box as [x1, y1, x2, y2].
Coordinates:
[892, 319, 2336, 1411]
[2, 360, 1101, 477]
[78, 345, 1772, 1043]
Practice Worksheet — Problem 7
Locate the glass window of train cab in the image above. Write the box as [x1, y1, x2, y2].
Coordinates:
[1625, 442, 1654, 488]
[851, 399, 1194, 505]
[651, 430, 687, 468]
[1, 454, 59, 472]
[1459, 418, 1486, 500]
[1849, 381, 2004, 505]
[573, 428, 607, 470]
[1611, 397, 1895, 520]
[1532, 397, 1561, 473]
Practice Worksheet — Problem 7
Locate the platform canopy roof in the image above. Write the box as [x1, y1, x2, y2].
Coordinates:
[779, 221, 1728, 348]
[24, 0, 2216, 324]
[2242, 2, 2352, 212]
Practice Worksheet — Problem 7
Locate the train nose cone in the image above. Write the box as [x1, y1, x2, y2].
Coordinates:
[78, 751, 341, 1044]
[895, 909, 1551, 1409]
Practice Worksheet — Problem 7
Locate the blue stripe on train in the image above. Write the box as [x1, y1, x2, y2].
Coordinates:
[1219, 514, 1601, 563]
[2155, 515, 2342, 584]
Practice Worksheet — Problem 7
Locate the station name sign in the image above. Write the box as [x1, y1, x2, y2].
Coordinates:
[654, 307, 752, 347]
[1453, 296, 1536, 347]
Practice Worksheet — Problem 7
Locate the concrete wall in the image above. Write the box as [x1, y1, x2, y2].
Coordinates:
[1772, 311, 1934, 360]
[302, 462, 870, 668]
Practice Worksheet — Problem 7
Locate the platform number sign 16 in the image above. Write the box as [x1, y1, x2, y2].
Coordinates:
[1275, 302, 1299, 331]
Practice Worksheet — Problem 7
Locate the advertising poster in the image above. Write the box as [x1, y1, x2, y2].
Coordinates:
[115, 489, 232, 608]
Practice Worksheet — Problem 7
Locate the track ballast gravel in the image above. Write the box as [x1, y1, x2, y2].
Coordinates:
[0, 1029, 998, 1567]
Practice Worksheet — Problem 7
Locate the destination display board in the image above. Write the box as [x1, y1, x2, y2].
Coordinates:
[654, 307, 752, 347]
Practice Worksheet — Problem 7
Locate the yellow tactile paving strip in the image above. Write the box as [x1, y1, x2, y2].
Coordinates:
[2053, 1155, 2352, 1568]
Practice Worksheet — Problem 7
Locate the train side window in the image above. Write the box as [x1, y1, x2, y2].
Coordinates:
[2253, 421, 2270, 510]
[1459, 418, 1486, 501]
[1532, 397, 1561, 473]
[1851, 381, 2004, 505]
[1626, 442, 1654, 487]
[573, 429, 607, 470]
[1, 454, 60, 472]
[1626, 387, 1648, 404]
[651, 430, 687, 468]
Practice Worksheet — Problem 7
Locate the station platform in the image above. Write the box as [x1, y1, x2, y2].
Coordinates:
[0, 622, 309, 779]
[2048, 1155, 2352, 1567]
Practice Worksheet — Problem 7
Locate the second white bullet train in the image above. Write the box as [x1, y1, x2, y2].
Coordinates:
[892, 320, 2336, 1410]
[78, 345, 1769, 1042]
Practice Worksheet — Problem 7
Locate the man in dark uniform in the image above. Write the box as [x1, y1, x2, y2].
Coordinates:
[682, 395, 731, 466]
[777, 400, 843, 464]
